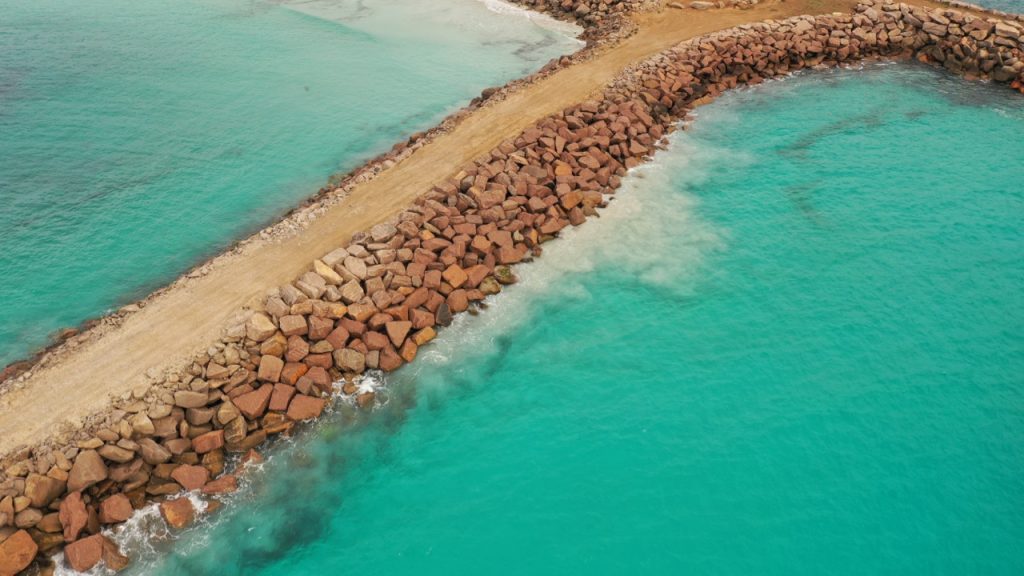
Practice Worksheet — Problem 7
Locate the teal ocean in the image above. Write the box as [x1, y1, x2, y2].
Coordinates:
[109, 65, 1024, 575]
[976, 0, 1023, 13]
[0, 0, 579, 366]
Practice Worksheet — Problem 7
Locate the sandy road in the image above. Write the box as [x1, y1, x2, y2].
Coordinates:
[0, 0, 885, 456]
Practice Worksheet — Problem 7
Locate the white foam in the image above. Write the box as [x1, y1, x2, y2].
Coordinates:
[475, 0, 585, 41]
[391, 130, 730, 388]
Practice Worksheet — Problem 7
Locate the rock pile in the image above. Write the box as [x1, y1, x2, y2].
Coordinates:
[0, 1, 1021, 573]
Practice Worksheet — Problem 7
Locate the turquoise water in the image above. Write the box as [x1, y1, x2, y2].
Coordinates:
[0, 0, 578, 366]
[115, 64, 1024, 575]
[975, 0, 1023, 14]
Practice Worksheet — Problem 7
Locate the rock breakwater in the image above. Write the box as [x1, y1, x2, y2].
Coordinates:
[0, 1, 1021, 573]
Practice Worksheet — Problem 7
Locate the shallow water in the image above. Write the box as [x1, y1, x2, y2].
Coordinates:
[106, 63, 1024, 575]
[0, 0, 579, 366]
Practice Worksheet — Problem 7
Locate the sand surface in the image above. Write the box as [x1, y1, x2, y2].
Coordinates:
[4, 0, 960, 457]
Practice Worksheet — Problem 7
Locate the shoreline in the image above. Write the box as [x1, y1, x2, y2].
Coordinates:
[2, 0, 1023, 573]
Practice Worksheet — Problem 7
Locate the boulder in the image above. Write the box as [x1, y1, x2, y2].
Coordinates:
[192, 430, 225, 454]
[202, 475, 238, 496]
[333, 348, 366, 373]
[0, 529, 37, 575]
[436, 303, 453, 327]
[278, 315, 308, 337]
[370, 222, 397, 243]
[412, 327, 437, 346]
[171, 465, 210, 491]
[442, 264, 469, 289]
[385, 321, 412, 348]
[346, 302, 376, 323]
[257, 355, 285, 383]
[101, 537, 130, 572]
[98, 444, 136, 464]
[494, 265, 517, 285]
[137, 438, 172, 465]
[286, 396, 327, 422]
[343, 256, 368, 280]
[246, 313, 277, 342]
[217, 400, 241, 425]
[13, 509, 41, 529]
[269, 383, 297, 412]
[68, 450, 108, 492]
[65, 533, 107, 573]
[260, 332, 288, 357]
[98, 494, 133, 524]
[160, 498, 195, 530]
[313, 259, 343, 285]
[130, 413, 155, 436]
[174, 390, 208, 409]
[340, 280, 365, 304]
[234, 384, 274, 420]
[59, 491, 88, 542]
[24, 474, 65, 508]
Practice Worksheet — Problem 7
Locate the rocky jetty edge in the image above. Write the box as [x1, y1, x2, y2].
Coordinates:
[1, 1, 1022, 573]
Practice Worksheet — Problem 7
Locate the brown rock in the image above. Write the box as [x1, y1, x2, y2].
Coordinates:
[223, 417, 247, 445]
[101, 536, 130, 571]
[174, 390, 209, 409]
[59, 491, 88, 542]
[442, 264, 469, 288]
[24, 474, 65, 508]
[257, 355, 285, 383]
[260, 332, 288, 357]
[364, 330, 389, 351]
[14, 509, 41, 529]
[278, 314, 308, 337]
[159, 498, 195, 530]
[68, 450, 108, 492]
[379, 346, 403, 372]
[246, 313, 277, 342]
[98, 444, 136, 464]
[228, 429, 267, 453]
[64, 533, 105, 572]
[37, 512, 63, 533]
[234, 384, 274, 420]
[286, 396, 326, 421]
[0, 530, 37, 575]
[409, 307, 434, 330]
[347, 302, 376, 323]
[269, 384, 296, 412]
[171, 465, 209, 491]
[333, 348, 366, 373]
[137, 438, 172, 465]
[192, 430, 225, 454]
[385, 321, 412, 348]
[308, 316, 334, 340]
[356, 391, 376, 409]
[446, 290, 469, 313]
[202, 475, 238, 496]
[412, 327, 437, 346]
[340, 280, 365, 304]
[280, 362, 308, 386]
[98, 494, 133, 524]
[285, 335, 309, 362]
[399, 339, 418, 363]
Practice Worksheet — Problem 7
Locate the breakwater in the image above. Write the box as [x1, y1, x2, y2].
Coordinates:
[1, 1, 1022, 573]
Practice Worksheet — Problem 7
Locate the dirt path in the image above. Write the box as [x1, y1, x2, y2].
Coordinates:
[0, 0, 904, 456]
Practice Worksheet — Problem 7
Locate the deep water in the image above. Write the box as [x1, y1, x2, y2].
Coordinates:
[0, 0, 579, 366]
[112, 64, 1024, 575]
